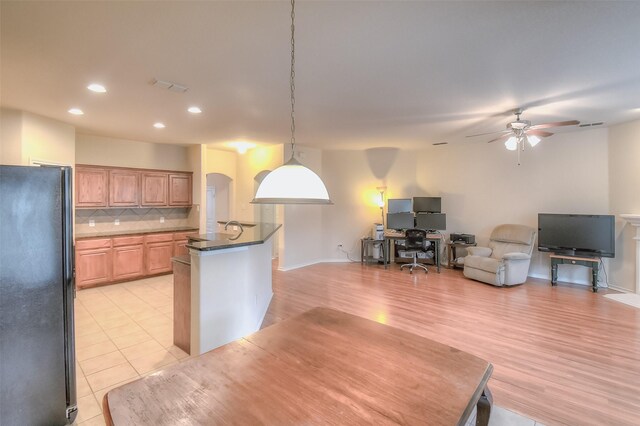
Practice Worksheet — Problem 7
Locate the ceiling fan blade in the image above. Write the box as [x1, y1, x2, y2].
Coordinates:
[529, 120, 580, 130]
[466, 129, 511, 138]
[527, 130, 554, 137]
[487, 134, 511, 144]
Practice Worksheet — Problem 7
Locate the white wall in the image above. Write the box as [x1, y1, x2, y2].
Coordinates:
[416, 128, 610, 283]
[278, 145, 325, 270]
[76, 134, 189, 171]
[319, 128, 611, 285]
[188, 144, 206, 232]
[320, 148, 421, 260]
[0, 109, 75, 166]
[608, 119, 640, 292]
[0, 108, 23, 164]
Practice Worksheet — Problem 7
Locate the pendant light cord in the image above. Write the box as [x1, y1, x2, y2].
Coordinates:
[290, 0, 296, 156]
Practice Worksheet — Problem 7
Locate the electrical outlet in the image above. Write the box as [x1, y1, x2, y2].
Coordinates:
[89, 219, 95, 227]
[160, 216, 165, 223]
[114, 219, 120, 226]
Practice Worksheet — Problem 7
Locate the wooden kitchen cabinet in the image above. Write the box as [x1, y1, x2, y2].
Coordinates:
[109, 170, 139, 207]
[75, 230, 197, 287]
[75, 238, 113, 288]
[173, 231, 198, 256]
[141, 172, 169, 206]
[112, 236, 144, 281]
[169, 173, 192, 206]
[145, 233, 174, 275]
[76, 167, 109, 208]
[76, 165, 192, 209]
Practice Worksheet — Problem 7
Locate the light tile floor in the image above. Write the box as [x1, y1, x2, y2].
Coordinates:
[72, 275, 541, 426]
[72, 274, 189, 425]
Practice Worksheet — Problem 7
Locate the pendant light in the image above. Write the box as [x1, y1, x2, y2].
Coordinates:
[252, 0, 332, 205]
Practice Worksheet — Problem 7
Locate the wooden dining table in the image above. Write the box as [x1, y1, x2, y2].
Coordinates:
[103, 307, 493, 425]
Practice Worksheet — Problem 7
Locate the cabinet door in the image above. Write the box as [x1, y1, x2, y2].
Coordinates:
[76, 248, 112, 288]
[141, 172, 168, 206]
[169, 173, 192, 206]
[174, 240, 189, 257]
[76, 167, 109, 208]
[112, 244, 144, 281]
[145, 241, 174, 275]
[109, 170, 139, 207]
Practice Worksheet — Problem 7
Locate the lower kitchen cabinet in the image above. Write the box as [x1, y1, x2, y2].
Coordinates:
[76, 237, 112, 288]
[112, 235, 145, 281]
[75, 230, 198, 288]
[145, 241, 174, 275]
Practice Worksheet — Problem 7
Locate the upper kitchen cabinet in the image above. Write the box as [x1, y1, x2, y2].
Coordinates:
[75, 165, 192, 208]
[141, 172, 169, 206]
[76, 167, 109, 208]
[109, 169, 139, 207]
[169, 173, 192, 206]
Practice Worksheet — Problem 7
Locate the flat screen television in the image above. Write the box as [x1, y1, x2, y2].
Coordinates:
[387, 198, 412, 214]
[387, 213, 414, 230]
[413, 197, 441, 213]
[415, 213, 446, 231]
[538, 213, 615, 258]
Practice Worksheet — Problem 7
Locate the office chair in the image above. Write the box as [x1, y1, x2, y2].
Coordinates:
[400, 229, 428, 274]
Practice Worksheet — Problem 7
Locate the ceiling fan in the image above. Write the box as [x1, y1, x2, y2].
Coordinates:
[466, 109, 579, 164]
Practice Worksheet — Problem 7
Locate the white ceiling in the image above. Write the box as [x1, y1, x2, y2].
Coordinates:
[2, 1, 640, 150]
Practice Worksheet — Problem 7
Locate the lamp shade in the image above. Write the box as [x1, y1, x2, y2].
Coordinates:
[252, 157, 332, 204]
[504, 136, 518, 151]
[527, 135, 541, 147]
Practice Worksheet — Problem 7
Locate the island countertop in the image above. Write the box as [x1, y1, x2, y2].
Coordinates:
[186, 223, 281, 252]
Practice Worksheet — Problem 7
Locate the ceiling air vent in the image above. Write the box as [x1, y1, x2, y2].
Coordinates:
[151, 79, 188, 93]
[579, 122, 605, 127]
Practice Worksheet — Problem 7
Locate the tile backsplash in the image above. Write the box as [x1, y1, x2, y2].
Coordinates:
[75, 207, 198, 234]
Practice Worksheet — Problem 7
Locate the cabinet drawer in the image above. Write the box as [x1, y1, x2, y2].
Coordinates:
[112, 235, 144, 247]
[173, 231, 199, 241]
[145, 233, 174, 243]
[76, 238, 112, 250]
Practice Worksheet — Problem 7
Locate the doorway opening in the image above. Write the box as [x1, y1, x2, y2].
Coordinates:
[206, 173, 232, 234]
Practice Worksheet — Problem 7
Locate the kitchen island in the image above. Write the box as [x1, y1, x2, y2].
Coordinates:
[180, 222, 281, 355]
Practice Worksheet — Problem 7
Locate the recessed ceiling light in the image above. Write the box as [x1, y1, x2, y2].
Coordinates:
[87, 83, 106, 93]
[153, 122, 166, 129]
[187, 106, 202, 114]
[68, 108, 84, 115]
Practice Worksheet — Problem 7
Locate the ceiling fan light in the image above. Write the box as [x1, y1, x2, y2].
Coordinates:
[252, 157, 332, 204]
[504, 137, 518, 151]
[527, 135, 541, 147]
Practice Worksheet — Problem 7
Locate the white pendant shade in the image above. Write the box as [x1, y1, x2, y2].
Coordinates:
[252, 157, 332, 204]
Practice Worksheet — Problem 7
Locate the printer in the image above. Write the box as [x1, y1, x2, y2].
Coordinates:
[450, 233, 475, 244]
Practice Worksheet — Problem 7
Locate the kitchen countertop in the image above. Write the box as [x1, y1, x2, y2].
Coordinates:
[186, 223, 281, 252]
[75, 226, 199, 240]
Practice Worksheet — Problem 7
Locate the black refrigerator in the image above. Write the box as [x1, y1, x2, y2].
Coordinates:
[0, 165, 77, 425]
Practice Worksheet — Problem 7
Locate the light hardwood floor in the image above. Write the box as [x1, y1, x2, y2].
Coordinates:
[264, 262, 640, 426]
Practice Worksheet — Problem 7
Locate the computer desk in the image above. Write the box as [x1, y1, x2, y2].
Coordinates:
[384, 231, 442, 273]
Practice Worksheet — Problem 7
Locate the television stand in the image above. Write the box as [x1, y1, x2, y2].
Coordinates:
[549, 254, 600, 293]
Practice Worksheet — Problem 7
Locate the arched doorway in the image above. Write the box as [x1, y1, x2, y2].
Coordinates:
[206, 173, 232, 234]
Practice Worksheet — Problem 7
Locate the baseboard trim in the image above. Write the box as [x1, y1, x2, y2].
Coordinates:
[607, 284, 633, 293]
[277, 258, 353, 272]
[528, 272, 590, 286]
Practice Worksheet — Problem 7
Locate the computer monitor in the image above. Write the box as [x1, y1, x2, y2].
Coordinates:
[387, 198, 412, 214]
[386, 213, 415, 230]
[415, 213, 446, 231]
[413, 197, 441, 213]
